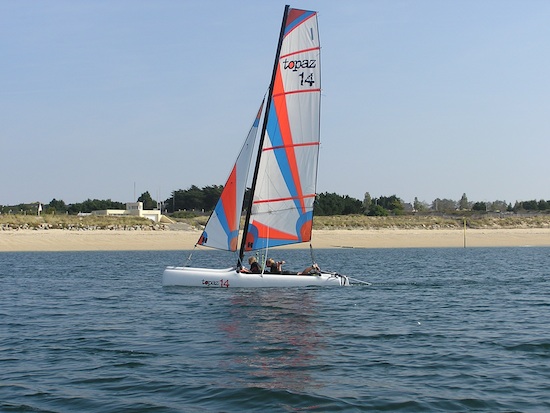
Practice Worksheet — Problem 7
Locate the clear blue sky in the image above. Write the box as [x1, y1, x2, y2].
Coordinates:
[2, 0, 549, 206]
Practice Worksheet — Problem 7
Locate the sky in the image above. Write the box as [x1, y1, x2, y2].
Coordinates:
[2, 0, 550, 207]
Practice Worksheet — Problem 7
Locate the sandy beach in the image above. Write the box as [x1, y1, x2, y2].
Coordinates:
[1, 228, 549, 252]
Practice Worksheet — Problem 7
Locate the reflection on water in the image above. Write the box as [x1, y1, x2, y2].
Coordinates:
[219, 290, 324, 391]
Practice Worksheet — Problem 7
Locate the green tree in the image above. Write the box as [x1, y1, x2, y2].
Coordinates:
[363, 192, 372, 211]
[138, 191, 157, 209]
[170, 186, 202, 212]
[314, 192, 363, 215]
[47, 198, 67, 214]
[165, 185, 223, 213]
[367, 204, 388, 216]
[202, 185, 223, 211]
[491, 200, 508, 212]
[432, 198, 457, 212]
[315, 192, 345, 215]
[414, 197, 429, 212]
[68, 199, 125, 214]
[522, 200, 539, 211]
[342, 196, 364, 214]
[458, 193, 469, 210]
[472, 202, 487, 211]
[538, 199, 549, 210]
[376, 195, 404, 214]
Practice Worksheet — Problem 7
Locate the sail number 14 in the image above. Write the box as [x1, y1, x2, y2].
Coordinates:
[298, 72, 315, 86]
[282, 58, 317, 87]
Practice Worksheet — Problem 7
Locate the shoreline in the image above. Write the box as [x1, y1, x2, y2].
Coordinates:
[1, 228, 549, 252]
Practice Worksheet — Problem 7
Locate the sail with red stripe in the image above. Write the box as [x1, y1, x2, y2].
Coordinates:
[245, 8, 320, 251]
[198, 101, 263, 251]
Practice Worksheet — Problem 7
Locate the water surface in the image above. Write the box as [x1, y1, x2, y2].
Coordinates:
[1, 247, 549, 412]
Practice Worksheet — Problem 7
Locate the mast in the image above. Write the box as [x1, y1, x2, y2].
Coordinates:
[238, 5, 290, 265]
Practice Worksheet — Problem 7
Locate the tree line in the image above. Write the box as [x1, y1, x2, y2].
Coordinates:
[2, 187, 549, 216]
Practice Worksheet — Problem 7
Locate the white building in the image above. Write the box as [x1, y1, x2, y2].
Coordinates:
[92, 202, 162, 222]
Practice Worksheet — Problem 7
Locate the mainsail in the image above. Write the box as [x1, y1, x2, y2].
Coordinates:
[197, 101, 264, 251]
[243, 8, 321, 251]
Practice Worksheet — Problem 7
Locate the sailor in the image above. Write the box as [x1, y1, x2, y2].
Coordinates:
[299, 263, 321, 275]
[240, 256, 261, 273]
[266, 258, 284, 274]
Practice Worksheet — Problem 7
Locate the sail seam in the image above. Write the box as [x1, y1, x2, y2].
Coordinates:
[273, 88, 320, 98]
[253, 193, 316, 204]
[263, 141, 319, 151]
[280, 47, 320, 59]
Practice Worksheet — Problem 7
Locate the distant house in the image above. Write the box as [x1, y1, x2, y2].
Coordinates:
[92, 202, 162, 222]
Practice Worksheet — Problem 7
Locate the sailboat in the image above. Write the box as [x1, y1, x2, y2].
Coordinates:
[163, 6, 350, 287]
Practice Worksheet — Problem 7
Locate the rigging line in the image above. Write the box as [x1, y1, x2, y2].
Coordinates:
[348, 277, 372, 286]
[185, 246, 198, 267]
[235, 253, 244, 270]
[309, 243, 316, 266]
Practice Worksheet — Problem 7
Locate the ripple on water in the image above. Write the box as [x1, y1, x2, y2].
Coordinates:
[1, 248, 550, 411]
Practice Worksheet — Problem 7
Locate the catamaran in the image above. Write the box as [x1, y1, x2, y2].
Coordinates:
[163, 6, 352, 288]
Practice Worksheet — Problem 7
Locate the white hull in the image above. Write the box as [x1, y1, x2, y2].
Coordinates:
[162, 266, 350, 288]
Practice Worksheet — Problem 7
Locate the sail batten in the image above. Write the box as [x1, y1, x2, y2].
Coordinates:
[273, 89, 320, 98]
[263, 142, 319, 152]
[280, 47, 320, 60]
[253, 193, 316, 205]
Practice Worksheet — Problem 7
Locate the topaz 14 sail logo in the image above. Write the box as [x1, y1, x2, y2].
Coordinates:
[282, 58, 316, 86]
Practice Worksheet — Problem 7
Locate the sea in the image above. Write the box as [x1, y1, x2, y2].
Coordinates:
[1, 247, 550, 412]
